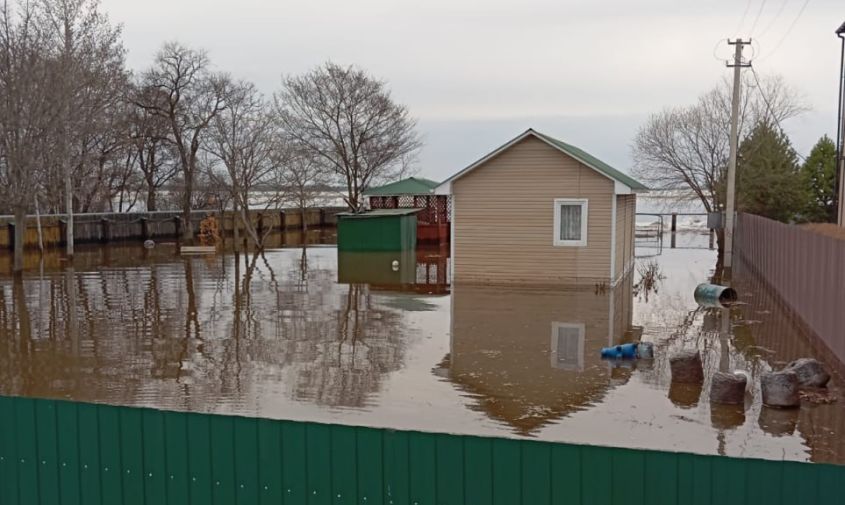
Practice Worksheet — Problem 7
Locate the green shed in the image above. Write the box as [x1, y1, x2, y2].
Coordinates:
[337, 208, 419, 252]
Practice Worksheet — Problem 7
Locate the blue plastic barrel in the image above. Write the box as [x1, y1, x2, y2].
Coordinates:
[601, 343, 639, 359]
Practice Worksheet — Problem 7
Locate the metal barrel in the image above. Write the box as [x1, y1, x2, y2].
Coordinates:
[694, 283, 738, 307]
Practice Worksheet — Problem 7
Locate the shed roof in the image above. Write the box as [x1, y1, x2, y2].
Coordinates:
[363, 177, 440, 196]
[337, 208, 422, 219]
[435, 129, 648, 194]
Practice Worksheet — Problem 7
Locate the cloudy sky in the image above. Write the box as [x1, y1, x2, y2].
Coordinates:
[102, 0, 843, 181]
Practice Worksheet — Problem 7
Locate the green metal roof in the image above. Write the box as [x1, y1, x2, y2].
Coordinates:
[363, 177, 440, 196]
[337, 208, 422, 219]
[531, 130, 649, 191]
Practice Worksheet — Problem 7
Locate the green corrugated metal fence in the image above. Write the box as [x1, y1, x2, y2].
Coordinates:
[0, 395, 842, 504]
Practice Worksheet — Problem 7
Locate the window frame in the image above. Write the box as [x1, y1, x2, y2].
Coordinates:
[550, 322, 586, 371]
[552, 198, 589, 247]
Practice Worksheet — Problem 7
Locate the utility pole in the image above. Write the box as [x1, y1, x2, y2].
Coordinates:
[724, 39, 751, 274]
[836, 22, 845, 226]
[65, 167, 74, 258]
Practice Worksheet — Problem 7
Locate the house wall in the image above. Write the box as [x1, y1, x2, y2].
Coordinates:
[613, 194, 637, 282]
[452, 136, 614, 285]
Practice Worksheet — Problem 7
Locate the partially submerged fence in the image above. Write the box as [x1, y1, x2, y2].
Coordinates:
[735, 213, 845, 365]
[0, 395, 841, 505]
[0, 208, 345, 251]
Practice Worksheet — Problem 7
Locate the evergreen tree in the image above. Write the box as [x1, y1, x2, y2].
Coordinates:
[800, 135, 837, 223]
[737, 121, 804, 223]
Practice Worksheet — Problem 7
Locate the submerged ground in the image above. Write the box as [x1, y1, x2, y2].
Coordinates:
[0, 230, 843, 464]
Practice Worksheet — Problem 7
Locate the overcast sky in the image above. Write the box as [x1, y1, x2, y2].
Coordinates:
[102, 0, 843, 181]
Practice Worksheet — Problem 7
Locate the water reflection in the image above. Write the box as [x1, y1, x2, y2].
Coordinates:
[0, 234, 423, 412]
[338, 248, 450, 295]
[435, 275, 635, 436]
[1, 230, 845, 464]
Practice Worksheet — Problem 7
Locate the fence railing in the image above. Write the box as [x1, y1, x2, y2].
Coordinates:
[0, 208, 346, 251]
[735, 213, 845, 365]
[0, 395, 841, 505]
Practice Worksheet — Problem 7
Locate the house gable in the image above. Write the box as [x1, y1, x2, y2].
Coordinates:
[436, 129, 647, 195]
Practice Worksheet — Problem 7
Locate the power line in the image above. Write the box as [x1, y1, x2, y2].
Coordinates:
[749, 65, 807, 161]
[756, 0, 788, 39]
[748, 0, 769, 36]
[758, 0, 812, 61]
[734, 0, 754, 36]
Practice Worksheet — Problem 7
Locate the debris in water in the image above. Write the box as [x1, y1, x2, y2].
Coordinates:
[784, 358, 830, 388]
[669, 350, 704, 383]
[799, 389, 838, 405]
[694, 283, 738, 308]
[710, 371, 747, 405]
[762, 370, 800, 408]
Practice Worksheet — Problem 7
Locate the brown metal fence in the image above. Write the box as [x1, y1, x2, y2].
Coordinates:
[735, 213, 845, 365]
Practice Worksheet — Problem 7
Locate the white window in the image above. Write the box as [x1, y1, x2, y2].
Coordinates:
[553, 199, 588, 247]
[550, 323, 585, 371]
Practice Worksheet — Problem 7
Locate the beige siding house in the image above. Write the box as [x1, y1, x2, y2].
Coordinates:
[436, 129, 647, 286]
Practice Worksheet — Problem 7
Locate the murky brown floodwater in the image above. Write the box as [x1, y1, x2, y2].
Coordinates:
[1, 229, 844, 464]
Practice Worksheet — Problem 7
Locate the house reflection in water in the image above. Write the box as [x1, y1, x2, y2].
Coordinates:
[337, 246, 450, 295]
[435, 274, 636, 436]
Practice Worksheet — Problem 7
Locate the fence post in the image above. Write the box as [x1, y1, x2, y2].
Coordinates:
[280, 211, 287, 230]
[7, 222, 14, 251]
[101, 218, 110, 243]
[670, 213, 677, 249]
[58, 220, 67, 247]
[140, 217, 149, 240]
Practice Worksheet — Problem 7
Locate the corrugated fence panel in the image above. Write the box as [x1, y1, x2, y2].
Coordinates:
[735, 214, 845, 366]
[0, 396, 843, 505]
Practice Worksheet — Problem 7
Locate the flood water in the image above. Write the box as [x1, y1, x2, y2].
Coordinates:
[1, 230, 844, 465]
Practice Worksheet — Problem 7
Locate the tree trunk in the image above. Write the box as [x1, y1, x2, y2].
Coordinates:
[147, 187, 157, 212]
[13, 207, 26, 274]
[301, 206, 307, 232]
[181, 169, 194, 241]
[233, 202, 240, 252]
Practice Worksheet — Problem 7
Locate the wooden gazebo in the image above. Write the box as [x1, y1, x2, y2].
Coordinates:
[364, 177, 450, 244]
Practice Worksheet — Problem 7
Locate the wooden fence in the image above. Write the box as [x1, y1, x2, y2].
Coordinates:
[0, 395, 841, 505]
[735, 213, 845, 365]
[0, 208, 345, 251]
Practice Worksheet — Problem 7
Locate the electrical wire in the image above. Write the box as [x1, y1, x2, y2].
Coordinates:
[734, 0, 754, 36]
[756, 0, 788, 39]
[748, 0, 769, 36]
[758, 0, 812, 61]
[749, 65, 807, 161]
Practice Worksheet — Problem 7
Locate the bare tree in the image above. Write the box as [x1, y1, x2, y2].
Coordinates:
[38, 0, 127, 255]
[128, 83, 178, 211]
[633, 74, 806, 215]
[275, 62, 420, 211]
[0, 0, 57, 272]
[134, 42, 228, 240]
[279, 149, 330, 230]
[206, 80, 278, 247]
